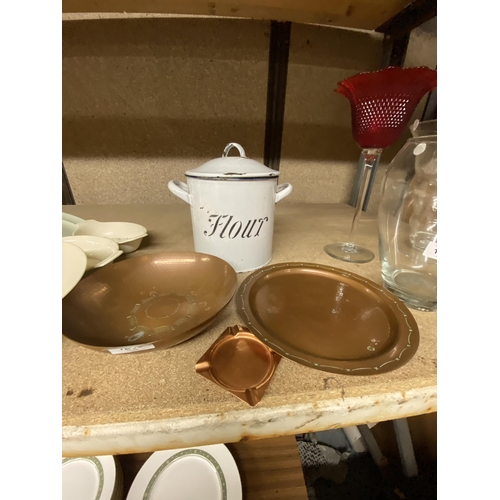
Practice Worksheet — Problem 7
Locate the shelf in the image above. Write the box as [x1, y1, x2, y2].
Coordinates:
[62, 0, 411, 31]
[62, 203, 436, 457]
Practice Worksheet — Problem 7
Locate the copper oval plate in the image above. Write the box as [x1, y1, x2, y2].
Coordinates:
[236, 262, 419, 375]
[62, 252, 237, 353]
[196, 325, 281, 406]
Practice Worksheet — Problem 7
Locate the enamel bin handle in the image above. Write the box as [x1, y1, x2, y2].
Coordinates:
[168, 180, 192, 206]
[275, 183, 293, 203]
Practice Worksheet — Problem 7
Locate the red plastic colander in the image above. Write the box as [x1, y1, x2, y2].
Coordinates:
[335, 66, 437, 149]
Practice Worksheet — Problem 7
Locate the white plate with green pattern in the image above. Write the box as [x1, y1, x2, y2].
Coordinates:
[62, 455, 122, 500]
[126, 445, 242, 500]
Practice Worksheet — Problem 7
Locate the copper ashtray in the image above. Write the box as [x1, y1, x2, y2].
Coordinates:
[195, 325, 281, 406]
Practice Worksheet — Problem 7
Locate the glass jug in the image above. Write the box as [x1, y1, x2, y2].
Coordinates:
[378, 134, 437, 311]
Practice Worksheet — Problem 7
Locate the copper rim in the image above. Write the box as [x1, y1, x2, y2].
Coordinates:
[196, 325, 281, 406]
[62, 252, 237, 352]
[236, 262, 419, 375]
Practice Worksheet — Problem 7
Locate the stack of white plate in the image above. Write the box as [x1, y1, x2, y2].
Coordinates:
[126, 445, 242, 500]
[62, 212, 148, 299]
[62, 455, 123, 500]
[62, 213, 148, 254]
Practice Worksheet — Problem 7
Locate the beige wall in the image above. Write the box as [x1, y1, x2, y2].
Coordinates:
[63, 17, 269, 204]
[280, 24, 384, 207]
[62, 16, 436, 208]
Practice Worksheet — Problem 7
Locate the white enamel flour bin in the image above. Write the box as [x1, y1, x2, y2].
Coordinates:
[168, 143, 292, 272]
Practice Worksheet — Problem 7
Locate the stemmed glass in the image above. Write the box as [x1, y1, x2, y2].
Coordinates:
[324, 66, 437, 263]
[325, 147, 382, 262]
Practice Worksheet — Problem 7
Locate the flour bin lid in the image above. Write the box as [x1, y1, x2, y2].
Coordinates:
[185, 143, 280, 179]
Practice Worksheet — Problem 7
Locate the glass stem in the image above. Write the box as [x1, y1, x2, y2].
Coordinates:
[346, 148, 383, 245]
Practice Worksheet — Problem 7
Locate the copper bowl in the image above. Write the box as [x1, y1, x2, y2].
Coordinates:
[62, 252, 237, 353]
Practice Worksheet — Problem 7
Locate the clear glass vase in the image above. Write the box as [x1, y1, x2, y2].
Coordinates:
[377, 134, 437, 312]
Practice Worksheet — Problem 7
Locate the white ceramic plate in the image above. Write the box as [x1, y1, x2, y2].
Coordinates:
[62, 235, 123, 270]
[62, 455, 119, 500]
[126, 445, 242, 500]
[74, 220, 148, 253]
[63, 212, 85, 225]
[62, 242, 87, 298]
[63, 219, 77, 237]
[74, 220, 147, 243]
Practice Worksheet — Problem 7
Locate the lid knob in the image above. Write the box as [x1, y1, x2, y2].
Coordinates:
[223, 143, 246, 158]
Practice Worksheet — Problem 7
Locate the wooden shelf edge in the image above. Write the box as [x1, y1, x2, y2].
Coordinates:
[62, 0, 410, 31]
